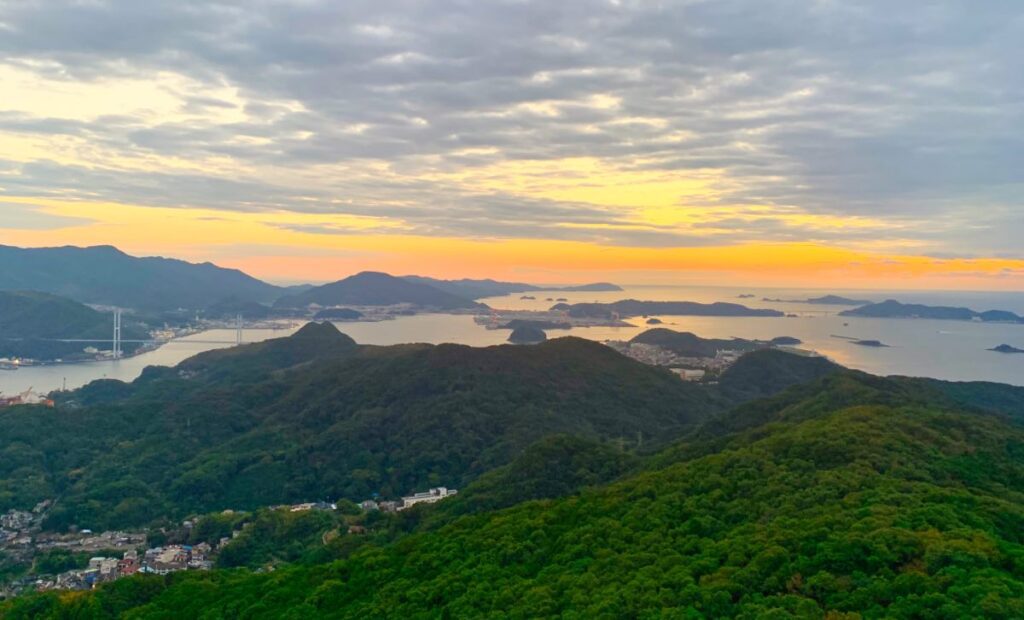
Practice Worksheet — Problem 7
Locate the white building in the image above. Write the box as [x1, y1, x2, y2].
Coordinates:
[398, 487, 458, 511]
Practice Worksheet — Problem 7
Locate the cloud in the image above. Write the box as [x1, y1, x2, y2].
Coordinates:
[0, 0, 1021, 254]
[0, 202, 93, 230]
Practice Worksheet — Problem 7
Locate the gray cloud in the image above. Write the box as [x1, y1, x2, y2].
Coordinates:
[0, 0, 1021, 253]
[0, 202, 94, 229]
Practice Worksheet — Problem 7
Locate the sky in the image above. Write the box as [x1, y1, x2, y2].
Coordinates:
[0, 0, 1022, 288]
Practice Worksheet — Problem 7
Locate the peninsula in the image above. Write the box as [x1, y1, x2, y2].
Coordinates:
[840, 300, 1024, 323]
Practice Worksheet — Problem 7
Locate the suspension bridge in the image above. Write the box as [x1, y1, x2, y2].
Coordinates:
[5, 312, 249, 359]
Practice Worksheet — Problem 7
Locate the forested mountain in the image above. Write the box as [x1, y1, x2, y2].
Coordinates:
[0, 245, 282, 312]
[0, 324, 840, 531]
[0, 291, 148, 360]
[274, 272, 482, 310]
[630, 328, 770, 357]
[840, 299, 1024, 323]
[9, 360, 1024, 618]
[401, 276, 541, 299]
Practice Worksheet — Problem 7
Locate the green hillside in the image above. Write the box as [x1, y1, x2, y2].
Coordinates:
[7, 367, 1024, 618]
[4, 324, 781, 530]
[0, 291, 149, 361]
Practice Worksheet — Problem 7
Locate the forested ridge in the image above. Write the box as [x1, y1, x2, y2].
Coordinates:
[4, 323, 1024, 617]
[5, 363, 1024, 617]
[0, 324, 834, 531]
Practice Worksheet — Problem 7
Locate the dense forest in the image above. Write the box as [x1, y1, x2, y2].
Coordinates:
[0, 324, 836, 532]
[5, 360, 1024, 617]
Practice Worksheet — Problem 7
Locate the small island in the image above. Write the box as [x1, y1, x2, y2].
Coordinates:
[508, 325, 547, 344]
[990, 344, 1024, 354]
[313, 307, 364, 321]
[763, 294, 872, 305]
[853, 339, 889, 348]
[769, 336, 803, 346]
[646, 318, 663, 325]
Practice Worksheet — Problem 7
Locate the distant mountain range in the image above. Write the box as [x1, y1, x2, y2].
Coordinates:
[0, 245, 624, 316]
[0, 245, 283, 312]
[274, 272, 485, 310]
[403, 276, 622, 300]
[840, 299, 1024, 323]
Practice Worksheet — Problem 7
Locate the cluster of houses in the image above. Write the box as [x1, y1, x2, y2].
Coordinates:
[2, 487, 461, 597]
[605, 341, 743, 379]
[30, 542, 215, 593]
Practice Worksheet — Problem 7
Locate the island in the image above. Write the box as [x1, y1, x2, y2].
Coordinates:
[839, 300, 1024, 323]
[557, 300, 784, 319]
[853, 339, 889, 348]
[990, 344, 1024, 354]
[737, 294, 756, 299]
[549, 282, 622, 292]
[763, 294, 872, 305]
[646, 318, 663, 325]
[508, 325, 547, 344]
[313, 308, 364, 321]
[769, 336, 803, 346]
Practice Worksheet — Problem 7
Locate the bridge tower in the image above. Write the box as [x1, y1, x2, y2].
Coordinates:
[235, 314, 243, 346]
[113, 309, 123, 360]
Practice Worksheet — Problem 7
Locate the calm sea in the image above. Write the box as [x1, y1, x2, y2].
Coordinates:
[3, 285, 1022, 396]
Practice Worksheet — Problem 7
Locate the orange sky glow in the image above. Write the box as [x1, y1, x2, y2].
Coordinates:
[2, 198, 1021, 290]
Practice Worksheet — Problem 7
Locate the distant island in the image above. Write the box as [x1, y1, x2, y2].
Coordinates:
[646, 318, 663, 325]
[840, 300, 1024, 323]
[557, 300, 784, 319]
[737, 294, 755, 299]
[769, 336, 803, 346]
[853, 339, 889, 348]
[763, 294, 872, 306]
[629, 329, 800, 358]
[313, 308, 364, 321]
[990, 344, 1024, 354]
[550, 282, 623, 292]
